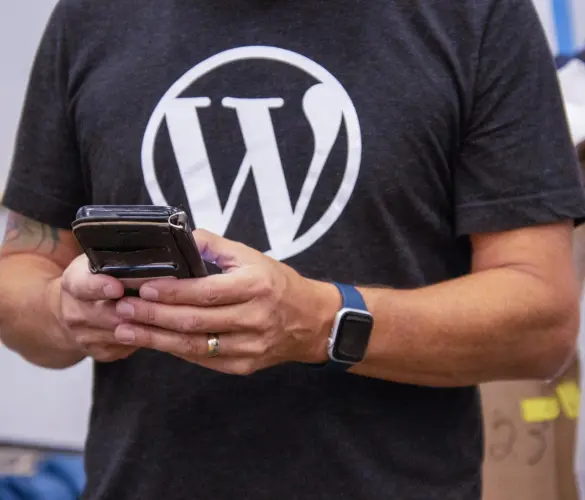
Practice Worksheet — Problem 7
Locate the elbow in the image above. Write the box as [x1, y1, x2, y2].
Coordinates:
[525, 297, 580, 381]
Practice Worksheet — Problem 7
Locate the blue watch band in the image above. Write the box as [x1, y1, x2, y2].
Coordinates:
[334, 282, 368, 311]
[311, 282, 371, 372]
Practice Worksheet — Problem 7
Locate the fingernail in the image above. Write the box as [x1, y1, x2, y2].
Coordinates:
[103, 284, 119, 299]
[116, 302, 135, 318]
[115, 326, 136, 344]
[140, 286, 159, 301]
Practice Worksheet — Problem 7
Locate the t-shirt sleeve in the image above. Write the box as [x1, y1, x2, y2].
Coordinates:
[454, 0, 585, 235]
[1, 3, 88, 230]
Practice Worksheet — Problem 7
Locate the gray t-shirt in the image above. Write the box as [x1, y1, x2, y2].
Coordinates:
[4, 0, 585, 498]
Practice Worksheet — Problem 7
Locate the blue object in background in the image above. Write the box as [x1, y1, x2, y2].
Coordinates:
[0, 455, 85, 500]
[553, 0, 576, 55]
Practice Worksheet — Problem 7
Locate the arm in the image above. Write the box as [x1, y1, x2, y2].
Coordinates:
[573, 223, 585, 287]
[344, 2, 583, 385]
[0, 4, 131, 367]
[96, 1, 584, 384]
[107, 222, 580, 387]
[574, 148, 585, 287]
[0, 210, 86, 369]
[349, 221, 579, 386]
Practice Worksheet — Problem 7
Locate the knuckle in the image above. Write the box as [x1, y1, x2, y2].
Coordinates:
[178, 314, 203, 333]
[179, 335, 201, 357]
[253, 275, 273, 297]
[62, 277, 81, 298]
[130, 328, 147, 349]
[141, 327, 153, 347]
[251, 310, 268, 330]
[60, 271, 72, 292]
[61, 264, 79, 290]
[165, 287, 178, 305]
[250, 339, 269, 356]
[63, 270, 94, 299]
[247, 308, 273, 332]
[145, 305, 156, 323]
[201, 284, 220, 306]
[61, 301, 87, 328]
[96, 302, 122, 329]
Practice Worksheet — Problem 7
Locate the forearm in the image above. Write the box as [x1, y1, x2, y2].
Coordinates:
[573, 224, 585, 288]
[0, 254, 85, 369]
[348, 267, 579, 387]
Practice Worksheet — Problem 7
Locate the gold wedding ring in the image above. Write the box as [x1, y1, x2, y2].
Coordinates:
[207, 333, 220, 358]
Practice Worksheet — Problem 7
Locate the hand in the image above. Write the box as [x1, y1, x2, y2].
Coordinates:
[54, 254, 137, 362]
[113, 230, 340, 375]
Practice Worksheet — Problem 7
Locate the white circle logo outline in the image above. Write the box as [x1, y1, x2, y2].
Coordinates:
[141, 45, 362, 261]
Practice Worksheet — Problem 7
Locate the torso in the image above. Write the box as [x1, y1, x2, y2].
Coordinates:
[59, 0, 488, 498]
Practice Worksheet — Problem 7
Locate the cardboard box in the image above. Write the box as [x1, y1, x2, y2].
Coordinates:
[481, 362, 580, 500]
[552, 362, 580, 500]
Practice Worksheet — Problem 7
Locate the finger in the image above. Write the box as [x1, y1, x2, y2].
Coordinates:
[115, 298, 250, 334]
[85, 343, 137, 363]
[114, 324, 263, 358]
[139, 271, 265, 306]
[62, 255, 124, 301]
[74, 326, 138, 362]
[74, 326, 121, 348]
[86, 300, 126, 330]
[194, 229, 261, 271]
[113, 324, 275, 376]
[61, 295, 124, 331]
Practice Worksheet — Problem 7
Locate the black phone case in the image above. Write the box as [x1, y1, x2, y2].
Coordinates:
[72, 205, 208, 283]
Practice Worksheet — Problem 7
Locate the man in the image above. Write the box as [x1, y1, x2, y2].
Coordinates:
[0, 0, 584, 498]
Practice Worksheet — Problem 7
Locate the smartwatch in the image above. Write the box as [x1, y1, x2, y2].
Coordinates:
[326, 283, 374, 370]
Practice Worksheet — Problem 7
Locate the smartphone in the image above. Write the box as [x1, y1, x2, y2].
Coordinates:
[72, 205, 208, 293]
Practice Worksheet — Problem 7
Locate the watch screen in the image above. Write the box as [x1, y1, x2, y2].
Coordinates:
[334, 311, 373, 363]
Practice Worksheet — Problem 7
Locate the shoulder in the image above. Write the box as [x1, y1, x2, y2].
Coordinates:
[54, 0, 158, 36]
[428, 0, 539, 36]
[56, 0, 131, 16]
[43, 0, 122, 41]
[49, 0, 161, 62]
[473, 0, 545, 42]
[57, 0, 164, 19]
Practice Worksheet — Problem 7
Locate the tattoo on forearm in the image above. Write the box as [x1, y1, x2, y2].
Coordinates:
[2, 213, 61, 254]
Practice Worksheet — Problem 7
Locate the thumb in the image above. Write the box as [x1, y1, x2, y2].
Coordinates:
[194, 229, 259, 272]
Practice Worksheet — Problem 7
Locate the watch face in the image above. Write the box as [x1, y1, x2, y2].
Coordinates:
[332, 311, 373, 363]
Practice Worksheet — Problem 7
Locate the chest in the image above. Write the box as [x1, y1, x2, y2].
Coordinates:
[68, 1, 472, 259]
